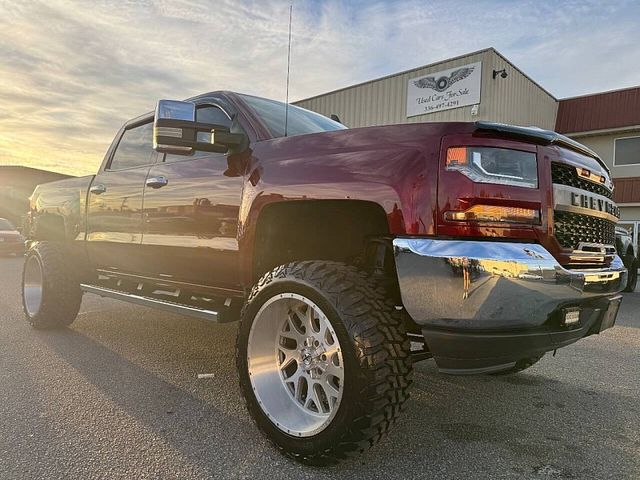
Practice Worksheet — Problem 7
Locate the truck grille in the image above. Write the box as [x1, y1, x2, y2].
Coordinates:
[551, 162, 612, 199]
[553, 210, 616, 249]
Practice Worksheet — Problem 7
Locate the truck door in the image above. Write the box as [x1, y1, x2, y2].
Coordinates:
[86, 118, 158, 273]
[139, 104, 244, 289]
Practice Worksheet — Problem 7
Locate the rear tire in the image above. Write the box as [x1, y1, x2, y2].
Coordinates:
[236, 261, 412, 465]
[22, 242, 82, 329]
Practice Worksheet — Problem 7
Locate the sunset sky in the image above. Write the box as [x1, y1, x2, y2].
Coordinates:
[1, 0, 639, 176]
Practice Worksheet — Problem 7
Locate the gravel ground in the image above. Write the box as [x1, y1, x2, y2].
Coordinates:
[0, 256, 638, 479]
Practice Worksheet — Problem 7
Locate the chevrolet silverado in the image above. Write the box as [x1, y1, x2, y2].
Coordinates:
[22, 92, 626, 464]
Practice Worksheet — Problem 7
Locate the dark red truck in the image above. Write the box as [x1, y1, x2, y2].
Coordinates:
[22, 92, 626, 464]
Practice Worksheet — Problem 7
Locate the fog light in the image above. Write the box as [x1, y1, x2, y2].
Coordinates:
[562, 308, 581, 326]
[444, 205, 540, 224]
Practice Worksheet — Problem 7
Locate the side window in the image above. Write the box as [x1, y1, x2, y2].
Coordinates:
[164, 105, 231, 163]
[197, 105, 232, 127]
[108, 122, 155, 170]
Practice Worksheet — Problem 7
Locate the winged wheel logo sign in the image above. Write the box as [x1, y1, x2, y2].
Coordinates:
[413, 67, 475, 92]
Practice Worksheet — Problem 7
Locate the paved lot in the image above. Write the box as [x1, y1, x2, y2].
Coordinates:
[0, 256, 638, 479]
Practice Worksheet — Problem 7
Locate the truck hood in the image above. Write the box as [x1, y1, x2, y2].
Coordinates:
[262, 122, 476, 159]
[474, 121, 609, 175]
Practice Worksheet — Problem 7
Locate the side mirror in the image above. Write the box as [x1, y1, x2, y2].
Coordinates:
[153, 99, 248, 156]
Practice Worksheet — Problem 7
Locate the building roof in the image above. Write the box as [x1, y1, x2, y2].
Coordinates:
[614, 177, 640, 204]
[555, 86, 640, 134]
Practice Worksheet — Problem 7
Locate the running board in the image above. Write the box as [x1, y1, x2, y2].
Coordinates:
[80, 284, 219, 322]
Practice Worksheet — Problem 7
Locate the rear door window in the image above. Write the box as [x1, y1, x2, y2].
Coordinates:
[108, 122, 155, 170]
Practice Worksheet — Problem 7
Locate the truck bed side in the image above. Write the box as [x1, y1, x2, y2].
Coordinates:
[26, 175, 95, 244]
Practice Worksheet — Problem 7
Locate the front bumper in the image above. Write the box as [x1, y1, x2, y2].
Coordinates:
[393, 238, 626, 373]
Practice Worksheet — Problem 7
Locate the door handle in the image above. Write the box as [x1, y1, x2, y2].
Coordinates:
[90, 183, 107, 195]
[146, 176, 169, 189]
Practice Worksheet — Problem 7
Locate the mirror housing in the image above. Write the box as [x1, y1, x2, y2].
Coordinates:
[153, 99, 248, 156]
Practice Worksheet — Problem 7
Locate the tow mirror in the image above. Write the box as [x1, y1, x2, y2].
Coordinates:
[153, 99, 248, 156]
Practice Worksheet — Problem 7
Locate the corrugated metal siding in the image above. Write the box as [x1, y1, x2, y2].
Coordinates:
[294, 48, 558, 130]
[614, 177, 640, 204]
[484, 51, 557, 130]
[556, 87, 640, 134]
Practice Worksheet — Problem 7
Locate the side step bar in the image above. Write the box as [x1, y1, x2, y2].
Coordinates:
[80, 284, 219, 322]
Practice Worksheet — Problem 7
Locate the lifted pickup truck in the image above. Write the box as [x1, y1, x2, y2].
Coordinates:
[22, 91, 626, 464]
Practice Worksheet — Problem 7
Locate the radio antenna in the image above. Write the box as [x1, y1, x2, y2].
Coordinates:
[284, 4, 292, 137]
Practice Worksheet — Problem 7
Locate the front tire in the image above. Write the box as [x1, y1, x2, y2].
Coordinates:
[22, 242, 82, 329]
[623, 256, 638, 292]
[236, 261, 412, 465]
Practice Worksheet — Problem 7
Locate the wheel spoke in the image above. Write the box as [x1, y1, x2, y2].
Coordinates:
[318, 377, 339, 412]
[323, 345, 340, 362]
[329, 394, 338, 412]
[278, 338, 297, 352]
[284, 368, 304, 399]
[280, 338, 302, 353]
[295, 304, 314, 333]
[287, 312, 305, 336]
[321, 324, 336, 346]
[316, 381, 334, 414]
[308, 305, 321, 333]
[281, 315, 305, 346]
[304, 381, 324, 412]
[325, 355, 344, 381]
[278, 350, 297, 372]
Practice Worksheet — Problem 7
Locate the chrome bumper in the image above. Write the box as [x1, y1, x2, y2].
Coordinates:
[393, 238, 627, 329]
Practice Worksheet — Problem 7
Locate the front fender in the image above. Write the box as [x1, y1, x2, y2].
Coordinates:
[236, 129, 440, 285]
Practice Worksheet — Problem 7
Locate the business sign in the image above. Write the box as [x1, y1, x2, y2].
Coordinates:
[406, 61, 482, 117]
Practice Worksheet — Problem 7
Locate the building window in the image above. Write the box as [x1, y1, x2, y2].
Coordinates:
[614, 136, 640, 166]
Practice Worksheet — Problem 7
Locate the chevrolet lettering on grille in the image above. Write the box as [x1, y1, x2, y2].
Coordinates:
[553, 184, 620, 223]
[570, 192, 620, 218]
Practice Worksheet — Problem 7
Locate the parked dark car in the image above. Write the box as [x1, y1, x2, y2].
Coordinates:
[616, 226, 638, 292]
[20, 91, 627, 464]
[0, 218, 24, 256]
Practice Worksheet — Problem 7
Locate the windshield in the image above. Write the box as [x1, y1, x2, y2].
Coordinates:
[238, 94, 346, 138]
[0, 218, 15, 230]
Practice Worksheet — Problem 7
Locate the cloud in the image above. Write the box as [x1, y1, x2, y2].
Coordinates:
[0, 0, 638, 175]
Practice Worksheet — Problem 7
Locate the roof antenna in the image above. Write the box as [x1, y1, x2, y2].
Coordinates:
[284, 4, 293, 137]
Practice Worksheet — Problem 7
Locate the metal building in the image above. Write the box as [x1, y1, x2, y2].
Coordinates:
[555, 87, 640, 236]
[294, 48, 557, 130]
[294, 47, 640, 249]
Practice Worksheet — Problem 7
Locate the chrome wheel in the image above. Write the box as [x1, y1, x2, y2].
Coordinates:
[23, 254, 43, 316]
[247, 293, 344, 437]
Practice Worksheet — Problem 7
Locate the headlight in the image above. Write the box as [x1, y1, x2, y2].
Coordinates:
[446, 146, 538, 188]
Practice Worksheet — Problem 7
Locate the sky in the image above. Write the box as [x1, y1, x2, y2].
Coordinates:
[1, 0, 639, 176]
